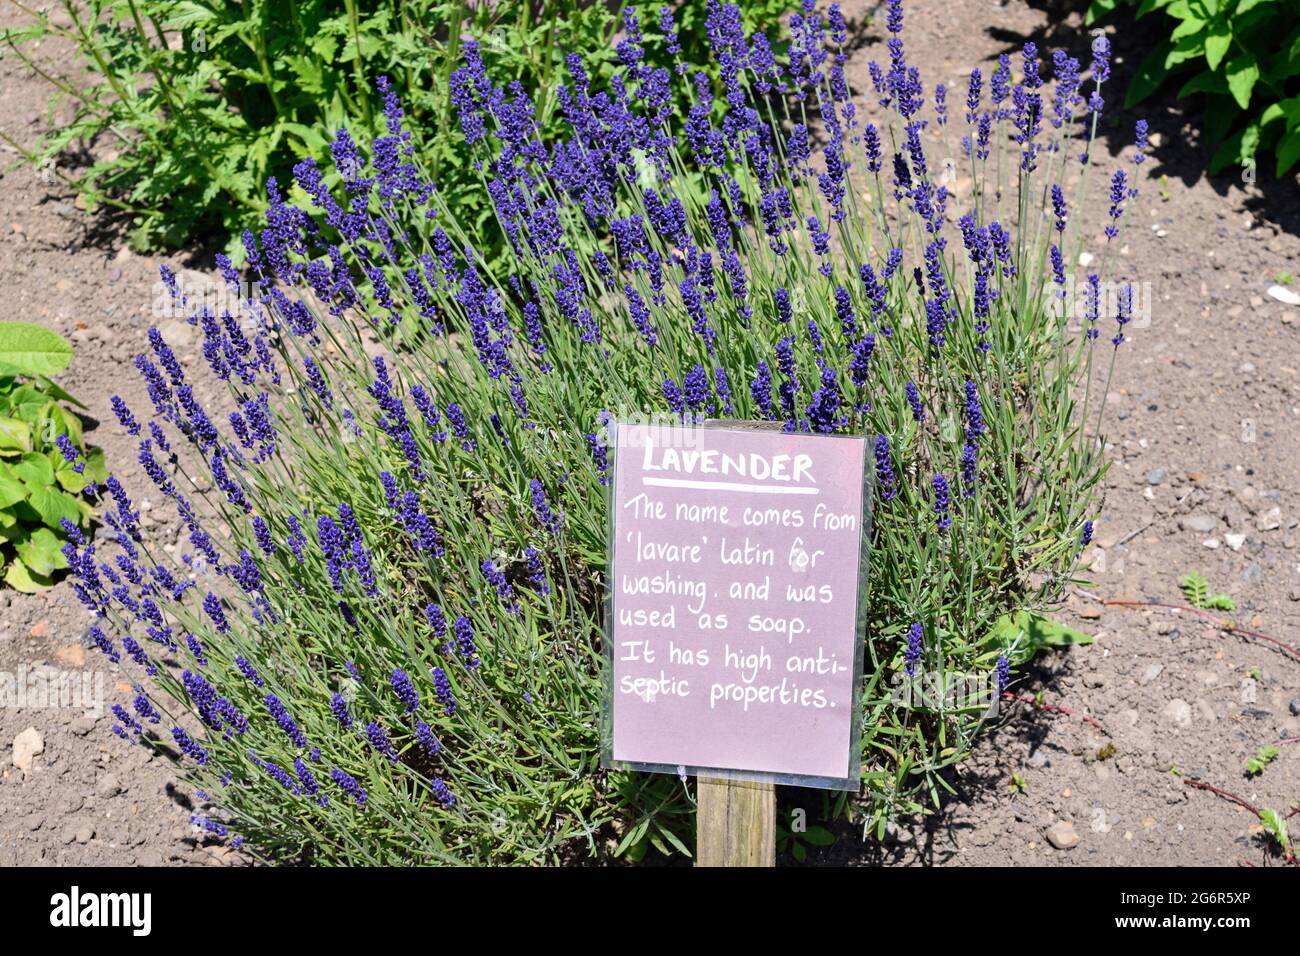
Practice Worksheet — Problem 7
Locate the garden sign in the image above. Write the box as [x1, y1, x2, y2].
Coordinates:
[603, 421, 869, 792]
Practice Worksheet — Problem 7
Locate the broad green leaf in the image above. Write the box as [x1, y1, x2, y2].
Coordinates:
[1225, 54, 1260, 109]
[1137, 0, 1178, 15]
[15, 526, 69, 576]
[0, 417, 30, 453]
[4, 561, 53, 593]
[5, 384, 52, 422]
[1085, 0, 1121, 25]
[80, 447, 108, 484]
[0, 322, 74, 376]
[24, 485, 82, 530]
[1126, 40, 1176, 107]
[1170, 16, 1207, 42]
[13, 452, 53, 488]
[34, 374, 85, 409]
[803, 825, 836, 846]
[1204, 28, 1231, 70]
[1179, 70, 1230, 97]
[39, 404, 81, 448]
[55, 467, 88, 494]
[1277, 128, 1300, 175]
[0, 472, 27, 508]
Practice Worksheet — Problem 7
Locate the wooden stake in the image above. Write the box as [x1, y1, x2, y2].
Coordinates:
[696, 777, 776, 867]
[693, 420, 782, 867]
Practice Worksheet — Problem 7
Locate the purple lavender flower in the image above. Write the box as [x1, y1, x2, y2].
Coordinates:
[172, 727, 209, 765]
[111, 395, 141, 435]
[236, 656, 264, 688]
[366, 722, 399, 763]
[416, 721, 441, 756]
[1084, 274, 1102, 339]
[966, 68, 982, 123]
[1112, 283, 1133, 347]
[996, 655, 1011, 692]
[905, 381, 925, 422]
[330, 767, 367, 806]
[932, 474, 952, 531]
[1051, 184, 1068, 234]
[202, 592, 230, 634]
[265, 693, 308, 748]
[392, 668, 420, 713]
[662, 377, 686, 416]
[524, 547, 549, 598]
[751, 361, 774, 418]
[481, 557, 519, 613]
[432, 666, 457, 716]
[960, 440, 979, 497]
[530, 479, 561, 535]
[1090, 33, 1111, 85]
[904, 622, 923, 676]
[1106, 169, 1128, 237]
[89, 625, 119, 663]
[294, 758, 324, 804]
[55, 434, 84, 473]
[330, 692, 354, 730]
[874, 434, 898, 501]
[431, 778, 456, 808]
[133, 691, 162, 724]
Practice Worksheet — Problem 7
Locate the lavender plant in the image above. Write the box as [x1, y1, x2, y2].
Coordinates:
[69, 1, 1145, 862]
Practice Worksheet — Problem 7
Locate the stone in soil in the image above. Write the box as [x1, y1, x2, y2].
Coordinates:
[1255, 507, 1281, 531]
[1179, 514, 1218, 533]
[1163, 699, 1193, 728]
[1045, 820, 1080, 850]
[96, 773, 122, 798]
[12, 727, 44, 772]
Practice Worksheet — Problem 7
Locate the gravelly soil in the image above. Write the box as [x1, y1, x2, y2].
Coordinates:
[1, 0, 1297, 867]
[0, 4, 240, 866]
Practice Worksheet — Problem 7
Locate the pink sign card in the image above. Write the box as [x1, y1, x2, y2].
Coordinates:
[603, 421, 869, 789]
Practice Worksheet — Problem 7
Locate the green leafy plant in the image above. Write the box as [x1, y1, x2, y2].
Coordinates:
[1, 1, 796, 260]
[775, 819, 835, 863]
[1258, 806, 1293, 859]
[776, 802, 838, 863]
[1180, 570, 1236, 610]
[0, 322, 105, 591]
[1086, 0, 1300, 176]
[0, 0, 623, 255]
[988, 611, 1095, 667]
[1010, 772, 1029, 794]
[1244, 745, 1279, 776]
